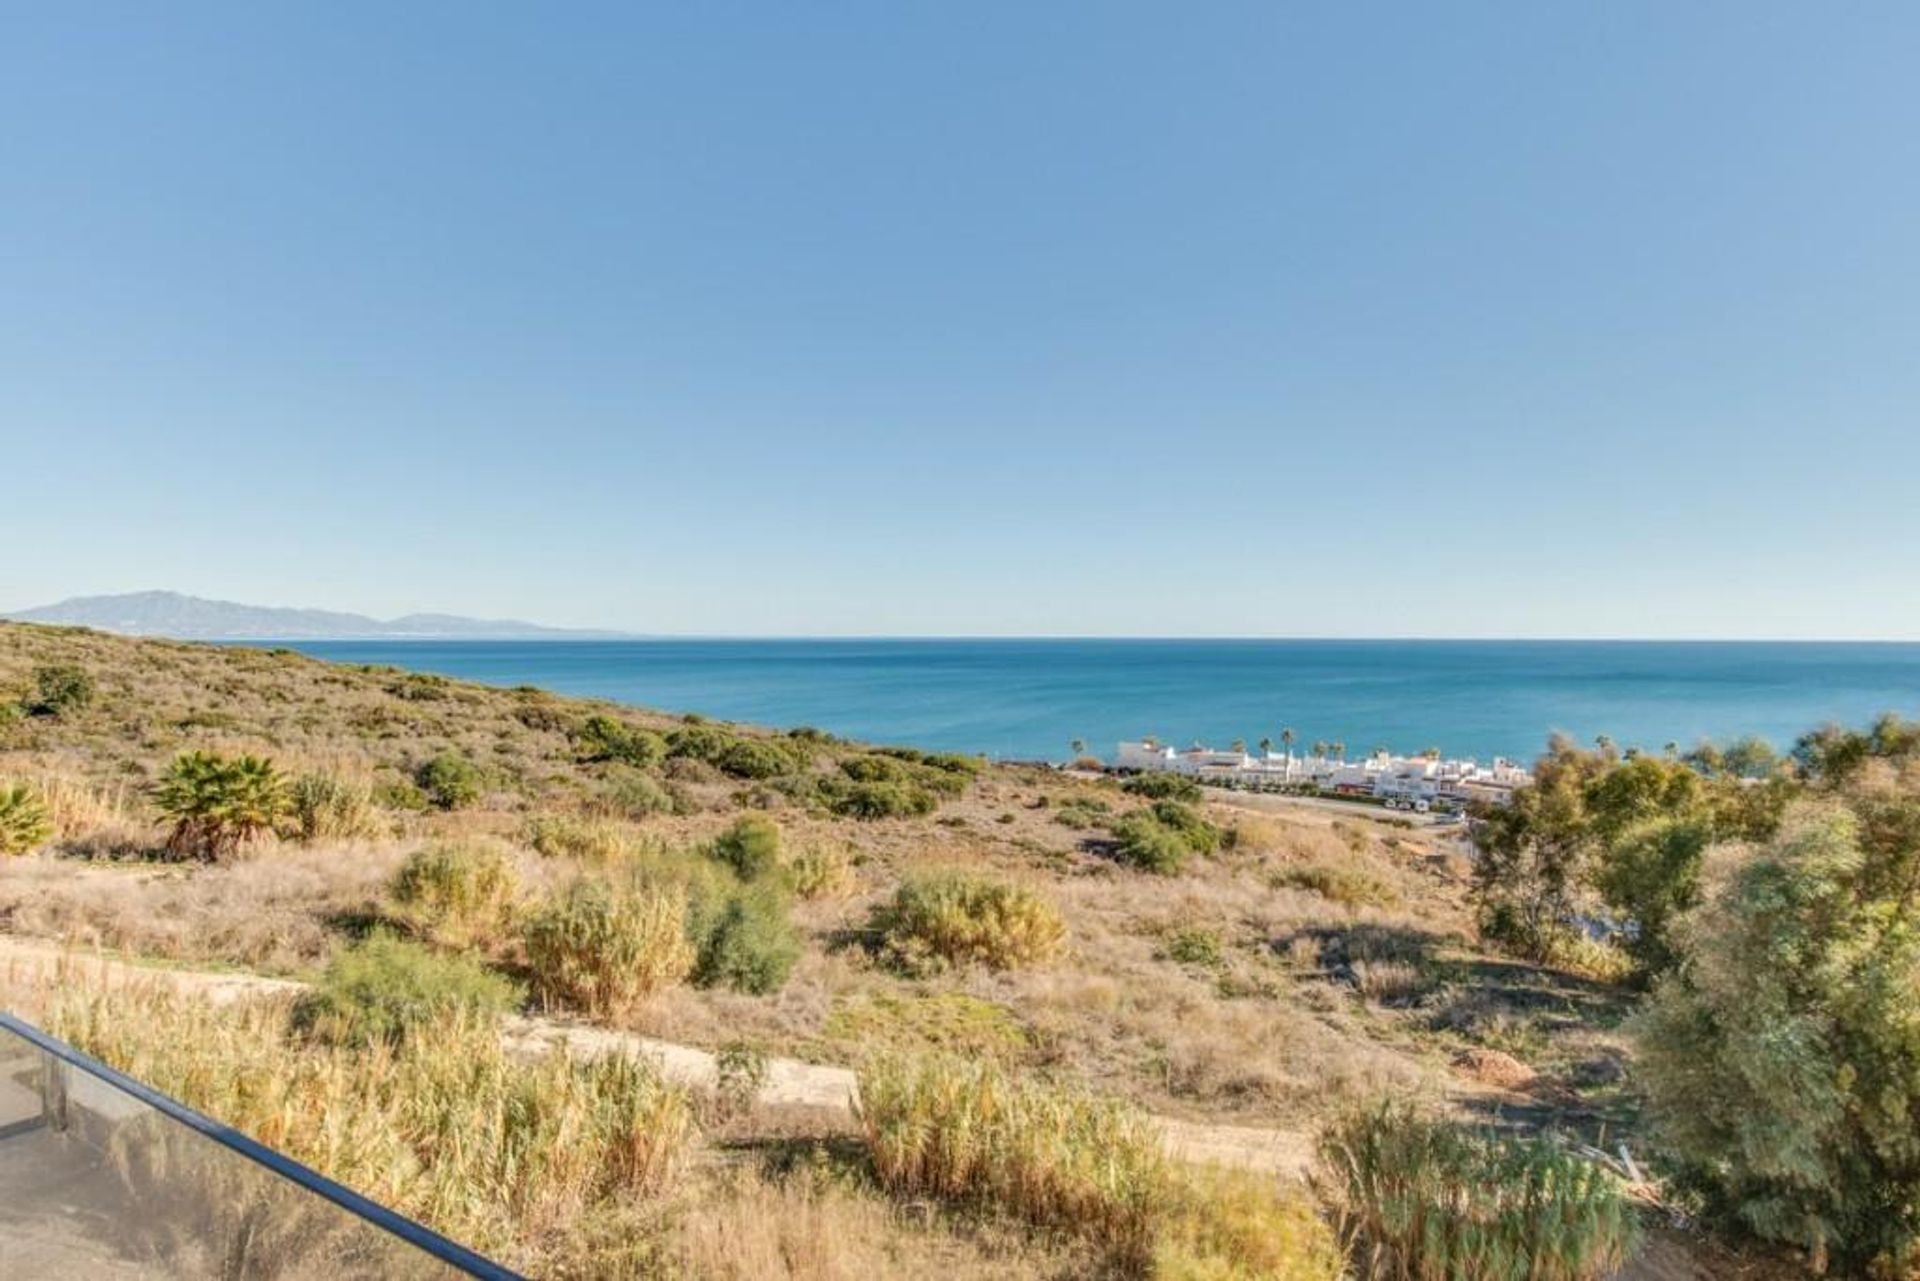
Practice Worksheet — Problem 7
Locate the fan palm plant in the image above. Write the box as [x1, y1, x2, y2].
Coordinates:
[0, 783, 52, 856]
[154, 751, 288, 859]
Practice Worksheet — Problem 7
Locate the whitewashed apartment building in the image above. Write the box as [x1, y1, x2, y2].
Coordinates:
[1113, 739, 1531, 804]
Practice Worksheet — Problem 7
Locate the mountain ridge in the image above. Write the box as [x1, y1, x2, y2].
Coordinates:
[5, 591, 624, 640]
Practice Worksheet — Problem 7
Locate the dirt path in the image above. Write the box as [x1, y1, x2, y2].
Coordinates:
[0, 936, 1313, 1175]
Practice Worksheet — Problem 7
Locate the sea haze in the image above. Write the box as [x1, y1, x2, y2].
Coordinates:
[248, 639, 1920, 765]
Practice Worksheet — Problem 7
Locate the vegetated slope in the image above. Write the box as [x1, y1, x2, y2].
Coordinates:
[0, 620, 1670, 1278]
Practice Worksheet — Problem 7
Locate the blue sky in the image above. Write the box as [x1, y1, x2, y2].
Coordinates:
[3, 3, 1917, 637]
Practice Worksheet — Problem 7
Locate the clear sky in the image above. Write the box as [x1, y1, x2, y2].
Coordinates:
[4, 4, 1917, 638]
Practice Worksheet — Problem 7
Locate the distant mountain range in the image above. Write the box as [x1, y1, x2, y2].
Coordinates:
[5, 591, 624, 640]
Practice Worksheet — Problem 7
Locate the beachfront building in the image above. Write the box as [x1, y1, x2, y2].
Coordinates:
[1111, 739, 1530, 803]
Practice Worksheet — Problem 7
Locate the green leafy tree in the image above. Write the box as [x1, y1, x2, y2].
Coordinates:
[154, 751, 288, 859]
[1632, 802, 1920, 1274]
[0, 783, 52, 856]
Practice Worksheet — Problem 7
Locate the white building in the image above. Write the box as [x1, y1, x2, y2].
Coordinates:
[1112, 737, 1529, 803]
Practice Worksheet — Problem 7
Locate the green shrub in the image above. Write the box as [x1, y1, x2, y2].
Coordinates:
[154, 751, 288, 860]
[0, 783, 52, 856]
[1318, 1101, 1638, 1281]
[875, 872, 1066, 972]
[1122, 773, 1201, 803]
[1631, 803, 1920, 1272]
[598, 768, 681, 819]
[713, 736, 806, 780]
[688, 885, 799, 995]
[287, 771, 383, 843]
[574, 715, 667, 768]
[415, 751, 482, 810]
[1054, 797, 1112, 830]
[523, 880, 695, 1018]
[709, 814, 781, 880]
[294, 934, 520, 1047]
[666, 723, 734, 763]
[391, 841, 521, 949]
[821, 779, 938, 820]
[1149, 800, 1220, 854]
[1161, 926, 1224, 968]
[25, 663, 94, 718]
[1111, 813, 1192, 874]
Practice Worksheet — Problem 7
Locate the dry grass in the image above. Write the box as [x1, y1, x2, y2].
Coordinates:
[661, 1164, 1083, 1280]
[523, 878, 697, 1018]
[18, 968, 695, 1276]
[0, 842, 408, 971]
[859, 1054, 1341, 1276]
[389, 838, 524, 951]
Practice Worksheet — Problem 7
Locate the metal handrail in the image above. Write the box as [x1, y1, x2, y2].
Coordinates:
[0, 1011, 522, 1280]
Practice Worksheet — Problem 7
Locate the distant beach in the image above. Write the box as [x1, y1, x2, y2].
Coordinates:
[248, 638, 1920, 765]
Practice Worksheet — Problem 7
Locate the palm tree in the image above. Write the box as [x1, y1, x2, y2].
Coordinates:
[1258, 736, 1274, 757]
[155, 751, 288, 860]
[1312, 740, 1327, 759]
[1331, 741, 1346, 761]
[1069, 738, 1087, 760]
[1281, 727, 1296, 757]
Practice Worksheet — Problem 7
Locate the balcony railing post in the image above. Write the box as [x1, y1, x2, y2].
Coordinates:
[40, 1048, 69, 1133]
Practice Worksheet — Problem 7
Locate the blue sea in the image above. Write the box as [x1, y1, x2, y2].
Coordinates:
[260, 639, 1920, 766]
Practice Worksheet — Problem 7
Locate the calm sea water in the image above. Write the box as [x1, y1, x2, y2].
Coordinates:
[261, 639, 1920, 765]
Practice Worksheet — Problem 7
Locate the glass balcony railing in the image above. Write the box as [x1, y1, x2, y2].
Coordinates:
[0, 1013, 518, 1279]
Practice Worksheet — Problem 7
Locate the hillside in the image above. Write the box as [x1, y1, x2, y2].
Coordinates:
[0, 621, 1766, 1279]
[5, 590, 617, 638]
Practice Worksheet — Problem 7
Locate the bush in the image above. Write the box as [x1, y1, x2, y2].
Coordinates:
[1631, 803, 1920, 1272]
[1149, 799, 1220, 854]
[1110, 813, 1193, 874]
[821, 779, 937, 820]
[574, 715, 667, 768]
[1161, 926, 1224, 967]
[709, 814, 780, 880]
[523, 880, 695, 1018]
[154, 751, 288, 860]
[25, 663, 93, 718]
[391, 841, 521, 949]
[415, 751, 482, 810]
[875, 872, 1066, 972]
[1317, 1101, 1638, 1281]
[0, 782, 52, 856]
[859, 1055, 1167, 1268]
[713, 736, 806, 780]
[1272, 860, 1397, 909]
[287, 770, 383, 843]
[1122, 773, 1202, 803]
[688, 886, 800, 995]
[598, 768, 681, 819]
[523, 813, 638, 865]
[786, 842, 856, 899]
[294, 934, 521, 1047]
[666, 723, 735, 763]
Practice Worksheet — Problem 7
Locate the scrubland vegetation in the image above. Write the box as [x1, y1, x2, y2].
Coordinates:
[1, 620, 1888, 1277]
